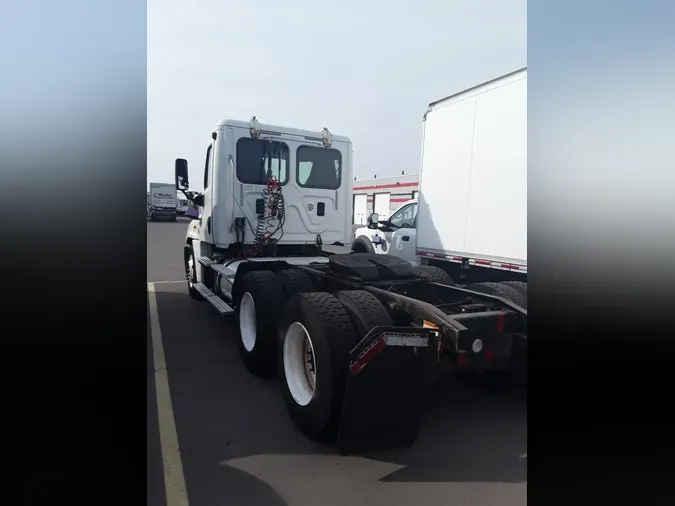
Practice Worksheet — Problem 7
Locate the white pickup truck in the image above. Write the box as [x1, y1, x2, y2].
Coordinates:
[352, 198, 420, 265]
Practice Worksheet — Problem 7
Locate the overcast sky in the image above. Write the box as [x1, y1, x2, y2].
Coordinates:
[148, 0, 526, 190]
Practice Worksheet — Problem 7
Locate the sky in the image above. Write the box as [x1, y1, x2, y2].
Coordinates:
[148, 0, 526, 191]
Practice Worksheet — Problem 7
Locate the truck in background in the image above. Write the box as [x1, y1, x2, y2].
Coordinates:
[352, 68, 527, 288]
[177, 198, 189, 215]
[175, 116, 527, 455]
[149, 182, 178, 221]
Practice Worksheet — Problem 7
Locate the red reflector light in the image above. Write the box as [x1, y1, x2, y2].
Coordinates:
[349, 337, 386, 375]
[457, 354, 468, 367]
[485, 348, 494, 363]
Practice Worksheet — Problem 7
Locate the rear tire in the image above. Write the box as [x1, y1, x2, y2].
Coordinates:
[277, 293, 358, 441]
[412, 265, 454, 285]
[466, 281, 527, 310]
[236, 271, 286, 377]
[500, 281, 527, 298]
[276, 269, 315, 297]
[332, 290, 392, 340]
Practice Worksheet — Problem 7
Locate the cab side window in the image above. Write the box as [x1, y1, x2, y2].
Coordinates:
[388, 203, 418, 229]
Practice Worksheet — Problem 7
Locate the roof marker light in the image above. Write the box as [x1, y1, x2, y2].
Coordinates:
[249, 116, 261, 138]
[321, 127, 332, 148]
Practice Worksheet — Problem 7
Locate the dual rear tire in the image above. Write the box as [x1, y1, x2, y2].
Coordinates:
[235, 269, 394, 441]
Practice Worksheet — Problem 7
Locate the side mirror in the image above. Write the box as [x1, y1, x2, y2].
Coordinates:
[175, 158, 189, 190]
[367, 212, 380, 229]
[192, 194, 204, 207]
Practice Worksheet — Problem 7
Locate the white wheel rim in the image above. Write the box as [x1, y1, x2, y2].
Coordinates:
[283, 322, 317, 406]
[239, 292, 257, 352]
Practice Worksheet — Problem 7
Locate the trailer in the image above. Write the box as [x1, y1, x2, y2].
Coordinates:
[352, 68, 527, 288]
[176, 116, 527, 455]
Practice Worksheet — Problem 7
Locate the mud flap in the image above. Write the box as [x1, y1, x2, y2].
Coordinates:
[336, 326, 437, 455]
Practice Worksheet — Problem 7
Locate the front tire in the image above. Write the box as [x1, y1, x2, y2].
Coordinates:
[185, 245, 203, 301]
[278, 293, 358, 441]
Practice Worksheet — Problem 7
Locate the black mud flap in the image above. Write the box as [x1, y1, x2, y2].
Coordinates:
[336, 326, 437, 455]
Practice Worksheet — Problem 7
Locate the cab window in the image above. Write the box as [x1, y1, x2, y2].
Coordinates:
[296, 146, 342, 190]
[388, 203, 418, 229]
[236, 138, 289, 184]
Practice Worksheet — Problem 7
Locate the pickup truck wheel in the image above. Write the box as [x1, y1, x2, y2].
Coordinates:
[278, 293, 358, 441]
[276, 269, 315, 297]
[236, 271, 285, 377]
[412, 265, 454, 285]
[185, 246, 203, 301]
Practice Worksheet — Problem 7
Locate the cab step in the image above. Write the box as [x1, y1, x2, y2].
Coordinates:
[211, 264, 236, 278]
[192, 283, 235, 315]
[197, 256, 216, 266]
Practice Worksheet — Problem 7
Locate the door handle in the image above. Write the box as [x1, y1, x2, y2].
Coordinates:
[402, 236, 410, 242]
[207, 216, 212, 234]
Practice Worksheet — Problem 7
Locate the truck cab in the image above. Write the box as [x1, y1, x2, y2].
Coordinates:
[178, 117, 353, 261]
[351, 199, 419, 264]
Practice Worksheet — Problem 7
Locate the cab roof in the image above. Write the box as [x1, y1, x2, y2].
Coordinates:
[215, 119, 352, 145]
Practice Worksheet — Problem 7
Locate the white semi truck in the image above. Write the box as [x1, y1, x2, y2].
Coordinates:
[176, 116, 527, 455]
[352, 68, 527, 294]
[148, 182, 178, 221]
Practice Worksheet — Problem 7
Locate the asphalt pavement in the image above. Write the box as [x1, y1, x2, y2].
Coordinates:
[147, 219, 527, 506]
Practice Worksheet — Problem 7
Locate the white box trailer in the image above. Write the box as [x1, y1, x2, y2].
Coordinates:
[417, 68, 527, 278]
[149, 182, 178, 221]
[352, 68, 527, 287]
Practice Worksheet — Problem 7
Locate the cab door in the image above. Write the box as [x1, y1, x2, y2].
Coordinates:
[388, 202, 419, 263]
[289, 142, 348, 244]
